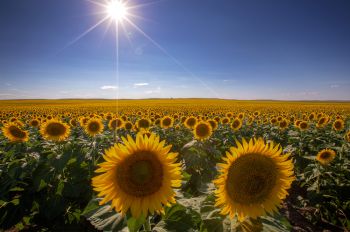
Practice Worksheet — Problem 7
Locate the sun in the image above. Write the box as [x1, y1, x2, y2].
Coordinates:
[106, 0, 128, 22]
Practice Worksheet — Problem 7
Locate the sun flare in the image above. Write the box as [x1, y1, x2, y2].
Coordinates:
[106, 0, 128, 22]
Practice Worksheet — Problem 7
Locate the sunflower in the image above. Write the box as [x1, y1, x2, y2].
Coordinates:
[279, 119, 289, 130]
[231, 118, 242, 131]
[345, 131, 350, 142]
[332, 119, 344, 131]
[247, 117, 254, 125]
[193, 121, 212, 140]
[109, 118, 124, 130]
[92, 133, 182, 219]
[79, 117, 89, 127]
[317, 116, 328, 128]
[124, 121, 133, 130]
[40, 119, 70, 141]
[270, 118, 277, 125]
[221, 117, 230, 125]
[184, 116, 197, 129]
[298, 121, 309, 131]
[207, 119, 218, 131]
[213, 138, 294, 221]
[226, 112, 233, 118]
[84, 118, 104, 136]
[160, 116, 173, 129]
[2, 123, 29, 142]
[238, 113, 245, 120]
[316, 149, 336, 165]
[105, 114, 113, 121]
[137, 118, 151, 130]
[154, 119, 161, 126]
[70, 118, 77, 127]
[308, 113, 315, 121]
[294, 120, 301, 127]
[29, 118, 40, 128]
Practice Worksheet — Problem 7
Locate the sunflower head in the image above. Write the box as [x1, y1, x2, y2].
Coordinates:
[298, 121, 309, 131]
[105, 114, 113, 121]
[316, 149, 336, 165]
[226, 112, 233, 118]
[333, 119, 344, 131]
[294, 120, 301, 127]
[137, 118, 151, 130]
[85, 118, 104, 136]
[279, 119, 289, 130]
[109, 118, 124, 130]
[221, 117, 230, 125]
[79, 117, 89, 126]
[29, 119, 40, 128]
[238, 113, 245, 120]
[92, 133, 182, 219]
[40, 119, 70, 141]
[124, 121, 133, 130]
[308, 113, 315, 121]
[247, 117, 254, 125]
[213, 138, 294, 221]
[160, 116, 173, 129]
[70, 118, 78, 127]
[231, 118, 242, 131]
[2, 123, 29, 142]
[193, 121, 212, 141]
[317, 117, 328, 128]
[184, 116, 197, 129]
[207, 119, 218, 131]
[270, 118, 277, 125]
[345, 131, 350, 142]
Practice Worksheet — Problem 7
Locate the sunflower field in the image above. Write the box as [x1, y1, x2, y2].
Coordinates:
[0, 99, 349, 232]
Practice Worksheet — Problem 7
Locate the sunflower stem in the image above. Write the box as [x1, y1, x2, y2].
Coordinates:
[144, 216, 151, 232]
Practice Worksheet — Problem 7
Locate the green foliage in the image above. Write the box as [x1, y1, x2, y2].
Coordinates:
[1, 112, 349, 231]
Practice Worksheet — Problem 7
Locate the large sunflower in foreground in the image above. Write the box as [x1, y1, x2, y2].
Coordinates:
[40, 119, 70, 141]
[316, 148, 336, 165]
[92, 133, 182, 219]
[2, 123, 29, 142]
[213, 138, 294, 221]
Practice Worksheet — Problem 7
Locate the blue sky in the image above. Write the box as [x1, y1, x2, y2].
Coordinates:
[1, 0, 350, 100]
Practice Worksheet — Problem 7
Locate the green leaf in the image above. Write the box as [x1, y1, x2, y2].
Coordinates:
[82, 198, 126, 232]
[155, 203, 201, 231]
[127, 214, 146, 232]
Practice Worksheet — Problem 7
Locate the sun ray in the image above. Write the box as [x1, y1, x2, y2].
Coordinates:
[62, 16, 109, 51]
[62, 0, 221, 99]
[124, 18, 221, 98]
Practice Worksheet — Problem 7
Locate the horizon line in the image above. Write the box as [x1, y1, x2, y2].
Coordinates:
[0, 98, 350, 102]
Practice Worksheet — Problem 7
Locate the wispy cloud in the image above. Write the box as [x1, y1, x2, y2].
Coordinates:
[223, 79, 236, 83]
[330, 84, 340, 88]
[100, 85, 118, 90]
[282, 91, 320, 98]
[134, 83, 149, 87]
[145, 86, 161, 94]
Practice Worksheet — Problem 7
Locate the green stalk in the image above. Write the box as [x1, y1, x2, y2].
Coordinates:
[144, 216, 151, 232]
